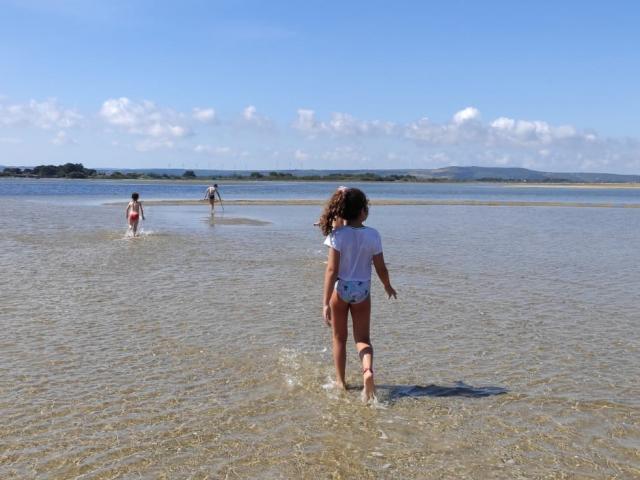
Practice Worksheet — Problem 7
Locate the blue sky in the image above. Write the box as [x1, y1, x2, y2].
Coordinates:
[1, 0, 639, 173]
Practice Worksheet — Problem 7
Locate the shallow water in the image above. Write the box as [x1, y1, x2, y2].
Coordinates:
[2, 177, 640, 204]
[0, 182, 639, 478]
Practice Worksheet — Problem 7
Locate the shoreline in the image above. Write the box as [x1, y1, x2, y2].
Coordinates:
[3, 177, 640, 188]
[104, 199, 640, 208]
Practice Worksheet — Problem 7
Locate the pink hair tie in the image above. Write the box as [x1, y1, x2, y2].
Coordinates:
[337, 185, 349, 192]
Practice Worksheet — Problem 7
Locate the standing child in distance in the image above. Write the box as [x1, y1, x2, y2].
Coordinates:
[204, 184, 223, 214]
[125, 192, 145, 236]
[319, 186, 397, 402]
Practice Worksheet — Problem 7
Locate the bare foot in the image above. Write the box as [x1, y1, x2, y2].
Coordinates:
[362, 368, 375, 402]
[335, 380, 347, 391]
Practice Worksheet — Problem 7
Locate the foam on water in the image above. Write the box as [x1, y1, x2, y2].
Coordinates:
[121, 225, 157, 239]
[278, 347, 304, 388]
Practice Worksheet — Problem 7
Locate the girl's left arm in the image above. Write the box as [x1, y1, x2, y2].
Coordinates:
[322, 247, 340, 325]
[373, 252, 397, 299]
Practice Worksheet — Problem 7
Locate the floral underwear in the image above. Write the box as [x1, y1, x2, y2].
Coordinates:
[336, 279, 371, 304]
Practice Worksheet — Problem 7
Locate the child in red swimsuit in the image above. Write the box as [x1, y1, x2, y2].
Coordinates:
[125, 192, 145, 236]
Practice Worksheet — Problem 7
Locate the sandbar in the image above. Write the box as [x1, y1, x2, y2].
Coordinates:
[105, 199, 640, 208]
[507, 183, 640, 189]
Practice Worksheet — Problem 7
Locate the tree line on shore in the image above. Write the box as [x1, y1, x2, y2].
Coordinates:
[2, 163, 98, 178]
[1, 163, 426, 182]
[2, 162, 577, 183]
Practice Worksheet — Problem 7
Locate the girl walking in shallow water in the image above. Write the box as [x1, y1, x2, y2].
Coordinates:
[125, 192, 145, 236]
[319, 187, 397, 402]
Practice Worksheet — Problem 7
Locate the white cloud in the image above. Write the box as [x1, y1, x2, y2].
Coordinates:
[287, 106, 640, 171]
[319, 145, 371, 167]
[293, 106, 600, 161]
[100, 97, 191, 140]
[404, 108, 598, 152]
[489, 117, 587, 146]
[452, 106, 480, 125]
[490, 117, 515, 131]
[493, 154, 511, 165]
[100, 97, 145, 128]
[326, 113, 362, 135]
[405, 116, 483, 145]
[538, 149, 550, 157]
[135, 138, 176, 152]
[1, 94, 638, 173]
[51, 130, 77, 146]
[327, 112, 395, 136]
[194, 144, 233, 156]
[294, 149, 309, 161]
[292, 108, 395, 137]
[241, 105, 273, 129]
[400, 108, 640, 172]
[292, 109, 319, 133]
[243, 105, 258, 121]
[0, 98, 82, 130]
[405, 117, 445, 143]
[193, 107, 216, 123]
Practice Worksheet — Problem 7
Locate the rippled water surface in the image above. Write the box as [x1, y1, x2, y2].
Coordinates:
[0, 181, 639, 478]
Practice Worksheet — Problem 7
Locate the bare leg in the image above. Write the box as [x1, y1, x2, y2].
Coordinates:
[329, 291, 349, 389]
[351, 296, 375, 401]
[209, 198, 215, 215]
[132, 219, 139, 236]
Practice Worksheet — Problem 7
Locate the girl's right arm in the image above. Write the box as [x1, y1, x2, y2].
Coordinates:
[322, 247, 340, 325]
[373, 253, 397, 299]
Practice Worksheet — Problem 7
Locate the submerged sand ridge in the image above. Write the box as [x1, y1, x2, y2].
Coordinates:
[202, 216, 271, 226]
[105, 198, 640, 208]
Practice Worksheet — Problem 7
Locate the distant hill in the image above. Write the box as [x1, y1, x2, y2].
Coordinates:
[97, 166, 640, 183]
[409, 166, 640, 183]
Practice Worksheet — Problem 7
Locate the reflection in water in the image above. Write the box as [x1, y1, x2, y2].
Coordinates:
[205, 215, 272, 226]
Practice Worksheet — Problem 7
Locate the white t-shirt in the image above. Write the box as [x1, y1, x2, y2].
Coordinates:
[324, 226, 383, 281]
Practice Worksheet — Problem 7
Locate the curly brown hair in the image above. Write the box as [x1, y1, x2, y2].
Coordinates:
[318, 187, 369, 236]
